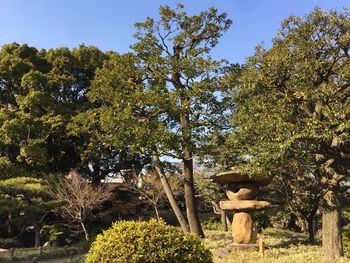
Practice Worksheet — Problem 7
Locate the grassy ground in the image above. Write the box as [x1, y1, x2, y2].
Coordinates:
[204, 227, 350, 263]
[2, 217, 348, 262]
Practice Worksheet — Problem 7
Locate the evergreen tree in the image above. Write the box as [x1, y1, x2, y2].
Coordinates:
[224, 8, 350, 260]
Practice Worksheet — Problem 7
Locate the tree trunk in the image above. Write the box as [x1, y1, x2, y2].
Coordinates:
[221, 209, 228, 232]
[171, 45, 203, 237]
[32, 220, 41, 248]
[81, 221, 89, 241]
[151, 145, 190, 233]
[154, 204, 160, 220]
[307, 217, 315, 243]
[322, 186, 343, 261]
[180, 114, 204, 237]
[7, 213, 12, 235]
[306, 202, 319, 243]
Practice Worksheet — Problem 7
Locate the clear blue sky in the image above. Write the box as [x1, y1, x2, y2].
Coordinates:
[0, 0, 348, 64]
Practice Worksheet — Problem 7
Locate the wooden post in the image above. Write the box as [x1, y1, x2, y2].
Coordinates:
[9, 247, 15, 262]
[258, 238, 265, 256]
[9, 247, 15, 257]
[69, 251, 74, 260]
[38, 246, 43, 257]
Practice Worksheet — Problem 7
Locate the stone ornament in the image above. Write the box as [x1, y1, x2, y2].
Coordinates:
[211, 170, 272, 246]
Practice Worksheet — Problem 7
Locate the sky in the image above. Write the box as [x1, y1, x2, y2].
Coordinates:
[0, 0, 349, 64]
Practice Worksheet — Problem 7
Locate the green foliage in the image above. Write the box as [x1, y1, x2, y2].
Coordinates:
[0, 43, 145, 182]
[253, 211, 270, 230]
[344, 227, 350, 257]
[72, 4, 233, 235]
[0, 177, 55, 246]
[0, 177, 53, 215]
[223, 8, 350, 181]
[86, 219, 213, 263]
[222, 8, 350, 252]
[76, 4, 233, 161]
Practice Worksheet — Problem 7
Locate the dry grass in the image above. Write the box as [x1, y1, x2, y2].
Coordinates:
[204, 228, 350, 263]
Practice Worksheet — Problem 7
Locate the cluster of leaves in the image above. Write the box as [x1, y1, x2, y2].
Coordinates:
[0, 43, 149, 182]
[0, 43, 153, 245]
[86, 219, 213, 263]
[222, 8, 350, 179]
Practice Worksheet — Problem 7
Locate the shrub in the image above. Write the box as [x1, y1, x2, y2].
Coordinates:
[86, 219, 213, 263]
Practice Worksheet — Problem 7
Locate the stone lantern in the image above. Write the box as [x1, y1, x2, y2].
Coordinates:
[211, 170, 272, 246]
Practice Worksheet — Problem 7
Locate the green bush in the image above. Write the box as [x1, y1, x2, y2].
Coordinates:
[86, 219, 213, 263]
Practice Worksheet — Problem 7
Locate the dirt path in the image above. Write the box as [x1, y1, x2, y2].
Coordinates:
[37, 254, 86, 263]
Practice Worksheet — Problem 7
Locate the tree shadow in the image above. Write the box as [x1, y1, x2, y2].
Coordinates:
[262, 229, 321, 249]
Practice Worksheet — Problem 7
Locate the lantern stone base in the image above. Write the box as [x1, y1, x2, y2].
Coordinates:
[232, 212, 258, 244]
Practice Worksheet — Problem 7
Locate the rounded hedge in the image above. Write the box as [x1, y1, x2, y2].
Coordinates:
[86, 219, 213, 263]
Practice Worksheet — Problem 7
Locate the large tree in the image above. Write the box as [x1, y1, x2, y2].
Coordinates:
[75, 5, 232, 236]
[0, 43, 105, 175]
[131, 4, 232, 236]
[224, 8, 350, 260]
[0, 43, 147, 182]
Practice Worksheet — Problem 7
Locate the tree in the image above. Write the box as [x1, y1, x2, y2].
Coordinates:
[224, 8, 350, 260]
[47, 171, 114, 241]
[0, 177, 54, 248]
[131, 4, 232, 236]
[0, 43, 145, 182]
[0, 44, 101, 175]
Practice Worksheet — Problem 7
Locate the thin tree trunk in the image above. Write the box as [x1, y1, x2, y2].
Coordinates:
[221, 209, 228, 232]
[151, 145, 190, 233]
[307, 202, 319, 243]
[322, 186, 343, 261]
[180, 115, 204, 238]
[307, 217, 315, 243]
[32, 220, 41, 248]
[154, 204, 160, 220]
[171, 45, 203, 237]
[81, 221, 89, 241]
[7, 213, 11, 235]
